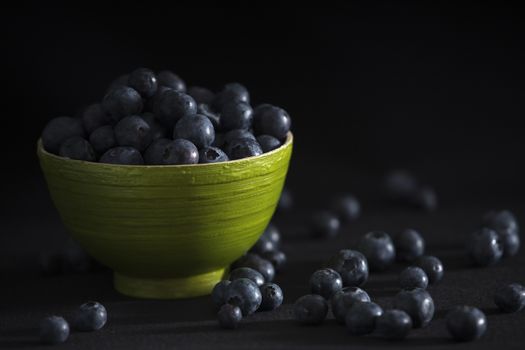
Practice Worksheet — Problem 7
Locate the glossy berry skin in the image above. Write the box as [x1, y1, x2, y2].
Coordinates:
[311, 211, 340, 238]
[331, 194, 360, 222]
[483, 210, 520, 257]
[410, 186, 437, 211]
[114, 115, 152, 152]
[128, 68, 158, 98]
[331, 287, 371, 324]
[250, 236, 276, 256]
[141, 112, 168, 140]
[227, 138, 263, 160]
[174, 114, 215, 149]
[217, 304, 242, 329]
[143, 138, 172, 165]
[224, 278, 262, 316]
[358, 231, 396, 271]
[414, 255, 444, 284]
[375, 309, 412, 340]
[399, 266, 428, 290]
[59, 137, 96, 162]
[73, 301, 107, 331]
[262, 223, 281, 247]
[345, 301, 383, 335]
[256, 135, 281, 153]
[446, 306, 487, 342]
[494, 283, 525, 313]
[188, 86, 215, 105]
[223, 129, 256, 147]
[213, 82, 250, 111]
[89, 125, 116, 155]
[259, 283, 284, 311]
[293, 294, 328, 325]
[102, 85, 143, 122]
[394, 229, 425, 262]
[199, 147, 229, 164]
[39, 316, 70, 345]
[155, 89, 197, 128]
[231, 253, 275, 282]
[394, 288, 434, 328]
[99, 146, 144, 165]
[82, 103, 108, 134]
[42, 116, 84, 154]
[327, 249, 369, 287]
[466, 228, 503, 266]
[309, 268, 343, 300]
[261, 250, 286, 271]
[157, 70, 186, 92]
[228, 267, 265, 286]
[211, 280, 231, 307]
[253, 105, 291, 140]
[164, 139, 199, 165]
[197, 104, 220, 130]
[220, 102, 253, 131]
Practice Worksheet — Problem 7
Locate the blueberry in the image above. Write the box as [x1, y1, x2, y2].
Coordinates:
[309, 268, 343, 299]
[199, 147, 229, 164]
[253, 105, 291, 140]
[384, 169, 418, 199]
[217, 304, 242, 329]
[223, 129, 256, 147]
[259, 283, 284, 311]
[107, 73, 130, 93]
[144, 138, 199, 165]
[311, 211, 340, 238]
[399, 266, 428, 290]
[141, 112, 168, 140]
[256, 135, 282, 153]
[157, 70, 186, 92]
[220, 101, 253, 131]
[114, 115, 152, 152]
[250, 236, 276, 255]
[102, 85, 143, 122]
[446, 306, 487, 342]
[143, 138, 172, 165]
[394, 229, 425, 262]
[483, 210, 520, 257]
[293, 294, 328, 325]
[331, 286, 371, 324]
[213, 82, 250, 111]
[358, 231, 396, 271]
[188, 86, 215, 105]
[146, 85, 173, 113]
[466, 228, 503, 266]
[73, 301, 107, 331]
[331, 194, 360, 222]
[394, 288, 434, 328]
[410, 186, 437, 211]
[277, 187, 293, 212]
[224, 278, 262, 315]
[231, 253, 275, 282]
[197, 103, 221, 130]
[59, 137, 96, 161]
[211, 280, 231, 307]
[226, 138, 263, 160]
[154, 89, 197, 128]
[212, 133, 226, 148]
[82, 103, 109, 134]
[326, 249, 369, 287]
[42, 116, 84, 154]
[228, 267, 265, 286]
[375, 309, 412, 340]
[128, 68, 158, 98]
[261, 250, 286, 271]
[89, 125, 116, 155]
[99, 146, 144, 165]
[39, 316, 69, 345]
[174, 114, 215, 148]
[414, 255, 444, 284]
[345, 301, 383, 335]
[60, 241, 93, 273]
[262, 223, 281, 247]
[494, 283, 525, 313]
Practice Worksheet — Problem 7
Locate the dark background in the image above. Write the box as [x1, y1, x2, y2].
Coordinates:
[1, 2, 525, 349]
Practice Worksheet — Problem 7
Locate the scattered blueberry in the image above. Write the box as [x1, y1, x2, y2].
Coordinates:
[259, 283, 284, 311]
[141, 112, 168, 140]
[224, 278, 262, 316]
[59, 136, 96, 161]
[331, 194, 360, 222]
[410, 186, 437, 211]
[357, 231, 396, 271]
[309, 268, 343, 299]
[293, 294, 329, 325]
[39, 316, 69, 345]
[345, 301, 383, 335]
[466, 228, 503, 266]
[399, 266, 428, 290]
[89, 125, 116, 155]
[188, 86, 215, 105]
[82, 103, 108, 134]
[226, 138, 263, 160]
[256, 135, 281, 153]
[220, 102, 253, 131]
[231, 253, 275, 282]
[331, 286, 371, 324]
[157, 70, 186, 92]
[99, 146, 144, 165]
[375, 309, 412, 340]
[228, 267, 265, 286]
[277, 187, 293, 212]
[211, 280, 231, 307]
[261, 250, 287, 271]
[154, 89, 197, 128]
[253, 105, 291, 140]
[384, 170, 418, 198]
[128, 68, 158, 98]
[446, 306, 487, 342]
[217, 304, 242, 329]
[73, 301, 107, 331]
[262, 224, 281, 248]
[250, 236, 276, 255]
[114, 115, 152, 152]
[60, 241, 93, 273]
[494, 283, 525, 313]
[311, 211, 340, 238]
[414, 255, 444, 284]
[326, 249, 369, 287]
[394, 288, 434, 328]
[394, 229, 425, 262]
[199, 147, 229, 164]
[174, 114, 215, 149]
[483, 210, 520, 257]
[42, 116, 84, 154]
[102, 85, 143, 122]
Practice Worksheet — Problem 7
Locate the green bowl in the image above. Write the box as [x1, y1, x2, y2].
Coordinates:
[37, 133, 293, 299]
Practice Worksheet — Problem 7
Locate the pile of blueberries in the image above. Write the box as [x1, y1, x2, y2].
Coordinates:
[41, 68, 292, 165]
[39, 301, 107, 345]
[310, 194, 361, 239]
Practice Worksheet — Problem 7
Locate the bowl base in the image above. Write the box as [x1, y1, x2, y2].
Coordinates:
[114, 269, 226, 299]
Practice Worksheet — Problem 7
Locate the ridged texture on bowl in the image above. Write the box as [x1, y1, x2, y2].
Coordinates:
[37, 134, 292, 298]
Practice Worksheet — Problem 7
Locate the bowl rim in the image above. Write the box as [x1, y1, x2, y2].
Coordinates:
[37, 132, 293, 169]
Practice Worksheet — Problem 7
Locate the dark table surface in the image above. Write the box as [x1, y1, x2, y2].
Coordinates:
[1, 160, 524, 350]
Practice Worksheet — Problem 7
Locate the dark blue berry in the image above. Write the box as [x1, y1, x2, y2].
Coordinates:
[145, 139, 199, 165]
[224, 278, 262, 316]
[58, 137, 96, 161]
[60, 241, 92, 273]
[256, 135, 281, 153]
[141, 112, 168, 140]
[494, 283, 525, 313]
[309, 268, 343, 299]
[100, 147, 144, 165]
[327, 249, 369, 287]
[399, 266, 428, 290]
[358, 231, 396, 271]
[188, 86, 215, 105]
[42, 116, 84, 154]
[218, 304, 242, 329]
[483, 210, 520, 257]
[82, 103, 109, 134]
[143, 138, 171, 165]
[102, 86, 143, 122]
[128, 68, 158, 98]
[174, 114, 215, 149]
[384, 169, 418, 199]
[155, 89, 197, 128]
[394, 229, 425, 262]
[212, 133, 226, 148]
[277, 187, 293, 212]
[220, 102, 253, 131]
[311, 211, 340, 238]
[157, 70, 186, 92]
[261, 250, 286, 271]
[213, 82, 250, 111]
[262, 223, 281, 247]
[231, 253, 275, 282]
[375, 309, 412, 340]
[107, 74, 129, 93]
[345, 301, 383, 335]
[197, 104, 220, 130]
[331, 287, 371, 324]
[199, 147, 229, 164]
[414, 255, 444, 284]
[394, 288, 434, 328]
[147, 85, 172, 113]
[253, 105, 291, 140]
[223, 129, 256, 147]
[39, 316, 69, 345]
[250, 236, 276, 255]
[228, 267, 265, 286]
[114, 115, 152, 152]
[466, 228, 503, 266]
[331, 194, 360, 222]
[293, 294, 328, 325]
[73, 301, 107, 331]
[446, 306, 486, 342]
[89, 125, 116, 155]
[211, 280, 231, 307]
[410, 186, 437, 211]
[226, 138, 262, 160]
[259, 283, 284, 311]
